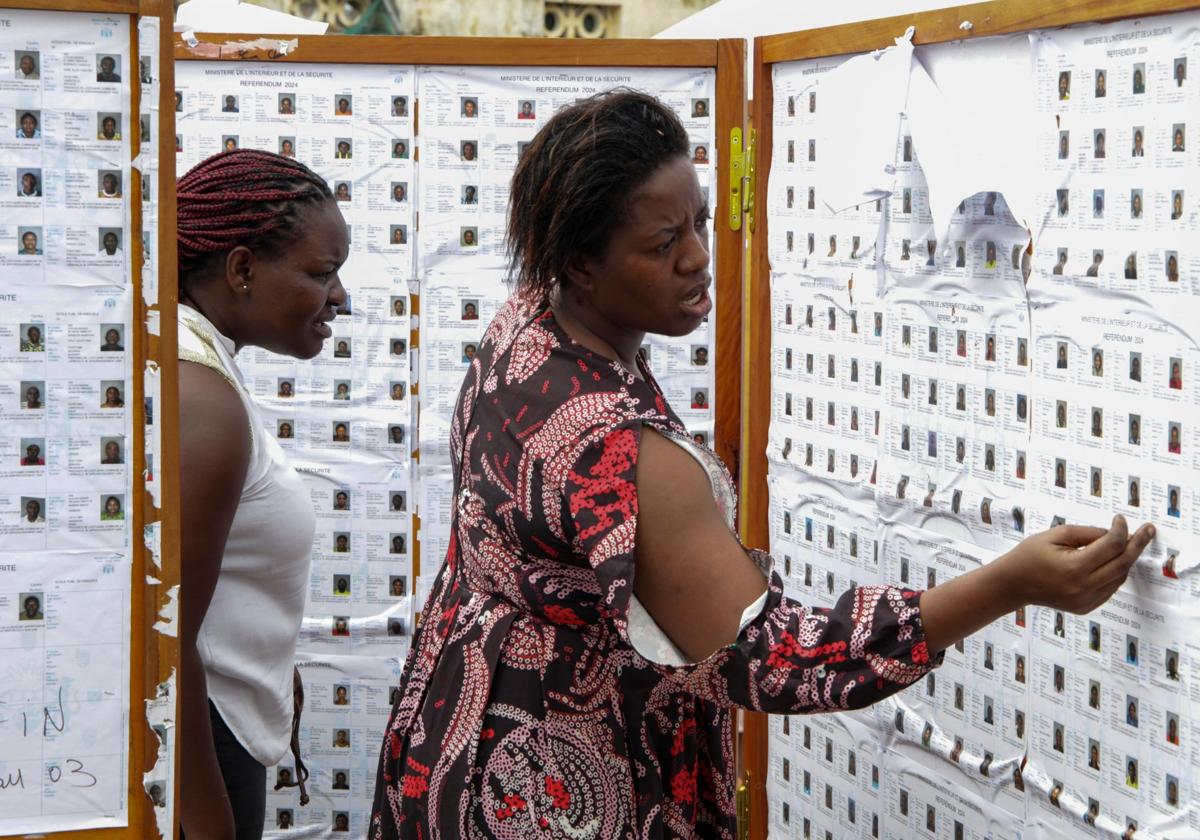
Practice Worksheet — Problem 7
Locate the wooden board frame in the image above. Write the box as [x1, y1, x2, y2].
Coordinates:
[0, 0, 178, 838]
[172, 24, 747, 830]
[174, 33, 718, 67]
[148, 0, 181, 837]
[742, 2, 1200, 838]
[0, 0, 137, 12]
[173, 30, 747, 578]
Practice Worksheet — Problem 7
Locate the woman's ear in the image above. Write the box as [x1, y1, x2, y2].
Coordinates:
[562, 251, 601, 295]
[225, 246, 254, 294]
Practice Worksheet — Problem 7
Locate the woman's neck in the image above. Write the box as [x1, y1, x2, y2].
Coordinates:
[549, 286, 643, 375]
[181, 288, 243, 351]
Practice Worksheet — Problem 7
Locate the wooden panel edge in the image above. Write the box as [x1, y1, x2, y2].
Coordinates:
[126, 9, 150, 839]
[712, 37, 745, 481]
[173, 33, 718, 67]
[0, 0, 136, 12]
[740, 34, 774, 840]
[741, 41, 772, 629]
[153, 0, 182, 834]
[761, 0, 1200, 62]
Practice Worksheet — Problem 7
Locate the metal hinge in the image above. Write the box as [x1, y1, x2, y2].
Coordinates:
[728, 127, 756, 232]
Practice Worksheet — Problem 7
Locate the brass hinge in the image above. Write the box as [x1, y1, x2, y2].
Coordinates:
[745, 129, 756, 233]
[727, 127, 756, 232]
[736, 770, 751, 840]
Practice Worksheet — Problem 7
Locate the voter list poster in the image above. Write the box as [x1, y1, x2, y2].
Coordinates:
[766, 11, 1199, 840]
[0, 8, 134, 836]
[176, 60, 416, 838]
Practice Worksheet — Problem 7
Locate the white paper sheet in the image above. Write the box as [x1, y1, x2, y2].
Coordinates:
[177, 61, 417, 281]
[137, 15, 160, 309]
[177, 59, 419, 838]
[0, 13, 133, 287]
[0, 551, 132, 834]
[906, 33, 1043, 241]
[0, 12, 135, 833]
[766, 9, 1200, 840]
[810, 29, 914, 215]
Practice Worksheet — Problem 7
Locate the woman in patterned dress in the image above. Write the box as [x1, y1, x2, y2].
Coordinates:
[370, 91, 1153, 839]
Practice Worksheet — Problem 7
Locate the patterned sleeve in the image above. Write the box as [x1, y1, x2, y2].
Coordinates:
[563, 424, 942, 714]
[706, 560, 943, 713]
[562, 423, 642, 623]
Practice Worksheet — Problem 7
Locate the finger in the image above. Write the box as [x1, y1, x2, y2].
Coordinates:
[1079, 555, 1140, 614]
[1070, 516, 1129, 569]
[1086, 524, 1155, 601]
[1081, 529, 1153, 611]
[1080, 572, 1129, 614]
[1047, 523, 1109, 548]
[1087, 522, 1155, 589]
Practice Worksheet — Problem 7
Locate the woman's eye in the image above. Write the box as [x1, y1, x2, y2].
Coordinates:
[656, 238, 675, 254]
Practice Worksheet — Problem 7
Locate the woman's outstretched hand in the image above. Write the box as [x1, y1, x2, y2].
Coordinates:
[920, 515, 1155, 656]
[1000, 516, 1155, 613]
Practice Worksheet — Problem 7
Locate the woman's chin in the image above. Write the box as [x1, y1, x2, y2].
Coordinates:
[294, 336, 327, 360]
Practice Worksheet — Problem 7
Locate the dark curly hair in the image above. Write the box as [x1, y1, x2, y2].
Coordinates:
[506, 89, 691, 301]
[176, 149, 333, 287]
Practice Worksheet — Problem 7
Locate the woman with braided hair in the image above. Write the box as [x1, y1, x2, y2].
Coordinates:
[177, 148, 347, 839]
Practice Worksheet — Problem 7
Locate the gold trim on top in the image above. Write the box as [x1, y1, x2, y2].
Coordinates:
[179, 311, 255, 454]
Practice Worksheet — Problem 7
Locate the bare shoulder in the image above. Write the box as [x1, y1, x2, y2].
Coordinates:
[633, 426, 767, 662]
[179, 360, 251, 488]
[635, 427, 741, 562]
[635, 428, 718, 515]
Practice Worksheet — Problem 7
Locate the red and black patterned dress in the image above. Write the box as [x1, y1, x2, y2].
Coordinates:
[370, 293, 938, 839]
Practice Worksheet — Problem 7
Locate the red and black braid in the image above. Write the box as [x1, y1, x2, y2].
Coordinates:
[177, 149, 333, 283]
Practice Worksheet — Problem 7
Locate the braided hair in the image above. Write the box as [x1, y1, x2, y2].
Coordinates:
[177, 149, 332, 286]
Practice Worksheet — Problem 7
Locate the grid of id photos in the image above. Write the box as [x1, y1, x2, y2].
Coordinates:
[766, 11, 1198, 840]
[176, 60, 416, 837]
[178, 59, 722, 838]
[0, 8, 136, 836]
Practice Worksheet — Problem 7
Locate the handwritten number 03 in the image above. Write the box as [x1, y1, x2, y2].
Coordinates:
[48, 760, 98, 788]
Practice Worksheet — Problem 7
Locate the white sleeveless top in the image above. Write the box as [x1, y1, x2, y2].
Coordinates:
[179, 305, 316, 766]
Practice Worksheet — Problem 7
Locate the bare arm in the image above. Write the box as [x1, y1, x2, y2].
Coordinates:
[179, 362, 250, 840]
[633, 428, 766, 662]
[920, 518, 1154, 654]
[633, 426, 1155, 665]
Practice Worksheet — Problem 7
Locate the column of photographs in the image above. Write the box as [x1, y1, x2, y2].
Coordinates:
[413, 65, 720, 606]
[0, 9, 135, 836]
[765, 11, 1198, 840]
[137, 17, 161, 509]
[176, 61, 418, 838]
